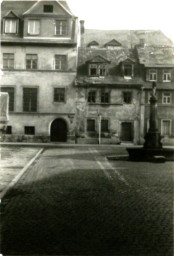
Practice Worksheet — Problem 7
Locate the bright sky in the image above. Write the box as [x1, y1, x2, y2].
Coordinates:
[68, 0, 174, 43]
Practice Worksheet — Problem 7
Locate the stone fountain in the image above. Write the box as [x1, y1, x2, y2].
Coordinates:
[127, 82, 174, 162]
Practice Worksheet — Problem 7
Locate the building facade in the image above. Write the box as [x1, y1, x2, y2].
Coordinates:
[1, 0, 78, 142]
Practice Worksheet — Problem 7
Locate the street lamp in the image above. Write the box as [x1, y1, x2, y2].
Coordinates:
[97, 111, 102, 145]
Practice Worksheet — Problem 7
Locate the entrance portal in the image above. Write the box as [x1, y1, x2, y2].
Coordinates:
[121, 122, 133, 142]
[50, 118, 67, 142]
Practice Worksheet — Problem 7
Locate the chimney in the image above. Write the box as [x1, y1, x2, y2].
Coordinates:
[80, 20, 85, 47]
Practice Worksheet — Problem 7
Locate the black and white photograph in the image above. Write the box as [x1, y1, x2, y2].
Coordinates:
[0, 0, 174, 255]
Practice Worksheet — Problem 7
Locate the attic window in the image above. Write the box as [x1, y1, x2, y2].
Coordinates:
[4, 19, 18, 33]
[43, 5, 53, 13]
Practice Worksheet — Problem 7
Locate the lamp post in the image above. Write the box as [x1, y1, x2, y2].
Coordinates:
[97, 111, 101, 145]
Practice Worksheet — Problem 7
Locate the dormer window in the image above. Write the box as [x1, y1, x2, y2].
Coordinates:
[28, 20, 40, 35]
[123, 64, 134, 78]
[43, 5, 53, 13]
[89, 64, 107, 76]
[87, 41, 99, 49]
[4, 19, 18, 34]
[104, 39, 122, 49]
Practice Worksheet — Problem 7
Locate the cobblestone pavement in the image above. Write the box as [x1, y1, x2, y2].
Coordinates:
[0, 146, 41, 197]
[1, 146, 173, 255]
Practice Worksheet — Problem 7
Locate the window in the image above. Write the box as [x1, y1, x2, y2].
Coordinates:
[123, 92, 132, 104]
[149, 69, 157, 81]
[55, 20, 67, 36]
[89, 64, 107, 76]
[87, 119, 95, 132]
[88, 91, 96, 103]
[0, 87, 14, 111]
[43, 5, 53, 12]
[4, 19, 17, 33]
[24, 126, 35, 135]
[162, 92, 171, 104]
[6, 126, 12, 134]
[23, 88, 37, 112]
[101, 120, 109, 132]
[54, 88, 65, 102]
[163, 71, 171, 82]
[161, 120, 171, 136]
[26, 54, 38, 70]
[28, 20, 40, 35]
[54, 55, 67, 70]
[3, 53, 14, 69]
[101, 91, 110, 103]
[124, 64, 133, 77]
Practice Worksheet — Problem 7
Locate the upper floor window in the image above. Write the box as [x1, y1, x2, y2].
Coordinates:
[0, 87, 14, 111]
[28, 20, 40, 35]
[26, 54, 38, 70]
[163, 70, 171, 82]
[4, 19, 18, 34]
[123, 92, 132, 104]
[54, 55, 67, 70]
[55, 20, 67, 36]
[3, 53, 14, 69]
[88, 91, 96, 103]
[161, 120, 171, 136]
[123, 64, 133, 77]
[162, 92, 171, 104]
[54, 88, 65, 102]
[89, 64, 107, 76]
[149, 69, 157, 81]
[101, 91, 110, 103]
[43, 5, 53, 13]
[23, 88, 37, 112]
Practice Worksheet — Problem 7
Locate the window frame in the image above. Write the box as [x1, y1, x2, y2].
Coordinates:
[101, 119, 109, 132]
[4, 18, 18, 34]
[163, 70, 171, 82]
[87, 119, 96, 132]
[24, 126, 35, 135]
[149, 69, 157, 81]
[6, 126, 12, 134]
[54, 88, 66, 103]
[88, 91, 96, 103]
[23, 87, 38, 112]
[162, 92, 171, 104]
[3, 53, 14, 69]
[54, 55, 67, 71]
[26, 54, 38, 70]
[123, 91, 132, 104]
[27, 19, 40, 35]
[123, 63, 133, 77]
[55, 20, 68, 36]
[161, 119, 172, 136]
[101, 91, 110, 104]
[89, 63, 107, 77]
[0, 87, 15, 112]
[43, 5, 53, 13]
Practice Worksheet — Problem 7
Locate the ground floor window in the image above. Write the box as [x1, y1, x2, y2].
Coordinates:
[6, 126, 12, 134]
[101, 119, 109, 132]
[161, 120, 171, 136]
[24, 126, 35, 135]
[54, 88, 65, 102]
[1, 87, 14, 111]
[87, 119, 95, 132]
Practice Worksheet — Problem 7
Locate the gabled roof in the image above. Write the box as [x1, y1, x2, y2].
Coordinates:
[87, 41, 99, 47]
[86, 55, 110, 63]
[122, 57, 135, 63]
[104, 39, 122, 47]
[3, 10, 19, 18]
[23, 0, 74, 16]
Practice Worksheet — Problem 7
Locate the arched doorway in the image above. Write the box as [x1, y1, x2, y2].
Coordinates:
[50, 118, 67, 142]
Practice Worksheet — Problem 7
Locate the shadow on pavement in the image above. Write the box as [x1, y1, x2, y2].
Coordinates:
[1, 166, 173, 256]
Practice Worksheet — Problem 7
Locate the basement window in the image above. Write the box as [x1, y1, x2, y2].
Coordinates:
[43, 5, 53, 13]
[6, 126, 12, 134]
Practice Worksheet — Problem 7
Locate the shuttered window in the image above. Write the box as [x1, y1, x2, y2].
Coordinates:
[54, 88, 65, 102]
[3, 53, 14, 69]
[28, 20, 40, 35]
[1, 87, 14, 111]
[4, 19, 17, 33]
[54, 55, 67, 70]
[23, 88, 37, 112]
[55, 20, 67, 36]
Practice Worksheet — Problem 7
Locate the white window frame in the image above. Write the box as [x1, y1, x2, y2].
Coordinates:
[28, 20, 40, 35]
[161, 119, 172, 136]
[163, 70, 171, 82]
[4, 19, 18, 34]
[55, 20, 67, 36]
[162, 92, 171, 104]
[149, 69, 157, 81]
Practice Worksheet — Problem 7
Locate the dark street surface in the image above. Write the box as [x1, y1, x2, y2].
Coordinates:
[1, 146, 173, 255]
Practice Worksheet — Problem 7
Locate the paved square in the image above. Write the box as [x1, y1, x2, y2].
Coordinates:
[1, 146, 173, 255]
